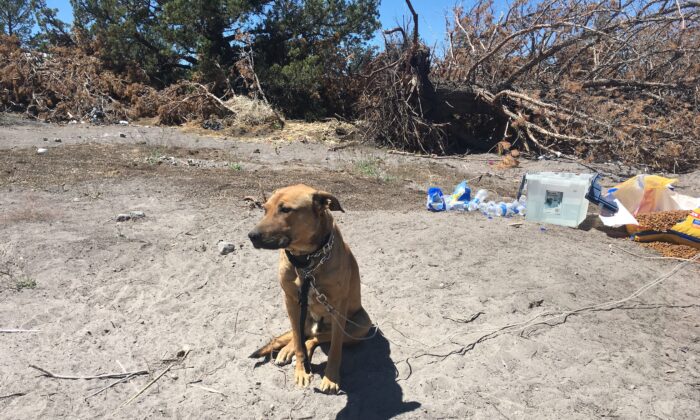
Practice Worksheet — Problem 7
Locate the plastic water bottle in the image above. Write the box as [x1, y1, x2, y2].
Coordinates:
[446, 199, 467, 211]
[515, 195, 527, 216]
[468, 189, 488, 212]
[484, 201, 499, 218]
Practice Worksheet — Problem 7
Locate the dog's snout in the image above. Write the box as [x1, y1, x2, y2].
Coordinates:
[248, 229, 261, 242]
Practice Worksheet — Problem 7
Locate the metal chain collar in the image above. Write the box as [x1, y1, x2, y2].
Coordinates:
[298, 230, 334, 279]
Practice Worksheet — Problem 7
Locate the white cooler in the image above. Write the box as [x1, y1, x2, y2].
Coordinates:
[525, 172, 593, 227]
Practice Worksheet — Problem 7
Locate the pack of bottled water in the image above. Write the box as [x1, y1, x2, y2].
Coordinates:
[427, 181, 526, 217]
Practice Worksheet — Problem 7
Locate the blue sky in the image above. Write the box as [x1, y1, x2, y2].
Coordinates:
[45, 0, 508, 49]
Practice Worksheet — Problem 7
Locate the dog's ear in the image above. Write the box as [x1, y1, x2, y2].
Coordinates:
[313, 191, 345, 212]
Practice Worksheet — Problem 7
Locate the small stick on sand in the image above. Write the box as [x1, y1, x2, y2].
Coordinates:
[0, 392, 26, 400]
[443, 311, 484, 324]
[29, 365, 148, 380]
[233, 308, 241, 336]
[116, 349, 191, 410]
[117, 360, 140, 392]
[0, 329, 40, 333]
[85, 373, 139, 400]
[188, 383, 228, 397]
[328, 141, 359, 151]
[117, 364, 174, 409]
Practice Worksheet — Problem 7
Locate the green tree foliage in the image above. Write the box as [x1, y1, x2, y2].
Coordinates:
[67, 0, 379, 116]
[254, 0, 379, 118]
[0, 0, 35, 44]
[32, 0, 73, 49]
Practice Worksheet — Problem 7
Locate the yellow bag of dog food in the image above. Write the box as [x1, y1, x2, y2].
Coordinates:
[632, 208, 700, 249]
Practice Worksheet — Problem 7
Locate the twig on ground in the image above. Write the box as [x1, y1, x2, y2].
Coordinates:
[0, 392, 26, 400]
[188, 383, 228, 397]
[117, 364, 174, 409]
[116, 349, 190, 410]
[443, 312, 484, 324]
[85, 373, 139, 400]
[0, 329, 40, 333]
[234, 307, 241, 336]
[328, 141, 359, 151]
[117, 360, 139, 392]
[29, 365, 148, 380]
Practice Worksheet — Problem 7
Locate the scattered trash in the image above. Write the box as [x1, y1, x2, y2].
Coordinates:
[116, 211, 146, 222]
[119, 120, 129, 125]
[444, 181, 471, 210]
[201, 119, 223, 131]
[89, 107, 106, 123]
[37, 148, 48, 154]
[599, 175, 700, 229]
[631, 209, 700, 249]
[129, 211, 146, 220]
[641, 242, 698, 259]
[467, 189, 488, 211]
[426, 187, 445, 212]
[218, 241, 236, 255]
[585, 174, 618, 213]
[426, 181, 526, 217]
[116, 214, 131, 222]
[523, 172, 594, 228]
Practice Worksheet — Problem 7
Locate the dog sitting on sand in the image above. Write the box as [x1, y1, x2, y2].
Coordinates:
[248, 184, 372, 394]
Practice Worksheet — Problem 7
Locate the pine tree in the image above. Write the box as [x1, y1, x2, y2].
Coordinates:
[0, 0, 35, 44]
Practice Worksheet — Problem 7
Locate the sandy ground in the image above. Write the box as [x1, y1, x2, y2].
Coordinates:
[1, 117, 699, 419]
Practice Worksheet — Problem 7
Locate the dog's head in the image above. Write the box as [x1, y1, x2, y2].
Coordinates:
[248, 184, 344, 251]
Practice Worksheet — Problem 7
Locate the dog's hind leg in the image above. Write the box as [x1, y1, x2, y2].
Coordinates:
[313, 307, 373, 346]
[275, 337, 319, 366]
[249, 330, 293, 359]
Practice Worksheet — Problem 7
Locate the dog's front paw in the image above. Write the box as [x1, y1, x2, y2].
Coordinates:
[274, 343, 294, 365]
[319, 376, 340, 394]
[295, 369, 311, 387]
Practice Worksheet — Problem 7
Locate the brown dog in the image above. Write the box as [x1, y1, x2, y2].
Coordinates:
[248, 184, 372, 394]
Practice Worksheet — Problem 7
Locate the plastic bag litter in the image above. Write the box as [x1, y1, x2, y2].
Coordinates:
[426, 181, 471, 212]
[599, 175, 700, 229]
[426, 187, 446, 212]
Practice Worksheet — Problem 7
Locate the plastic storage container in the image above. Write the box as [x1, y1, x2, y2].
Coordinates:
[525, 172, 593, 227]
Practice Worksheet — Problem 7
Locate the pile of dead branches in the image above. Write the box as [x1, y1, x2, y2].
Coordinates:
[0, 35, 140, 122]
[362, 0, 699, 172]
[358, 1, 450, 154]
[442, 0, 700, 171]
[0, 36, 281, 129]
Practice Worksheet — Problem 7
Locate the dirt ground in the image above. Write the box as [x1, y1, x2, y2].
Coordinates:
[1, 117, 699, 419]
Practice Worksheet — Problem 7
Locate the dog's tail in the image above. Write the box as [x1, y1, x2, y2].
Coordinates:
[249, 330, 294, 358]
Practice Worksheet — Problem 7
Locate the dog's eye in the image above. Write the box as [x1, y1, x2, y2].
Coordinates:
[279, 205, 292, 213]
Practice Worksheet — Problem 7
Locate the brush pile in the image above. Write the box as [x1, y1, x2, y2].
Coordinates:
[361, 0, 700, 172]
[0, 36, 279, 129]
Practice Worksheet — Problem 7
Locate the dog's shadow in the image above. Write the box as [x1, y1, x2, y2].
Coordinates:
[315, 331, 420, 419]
